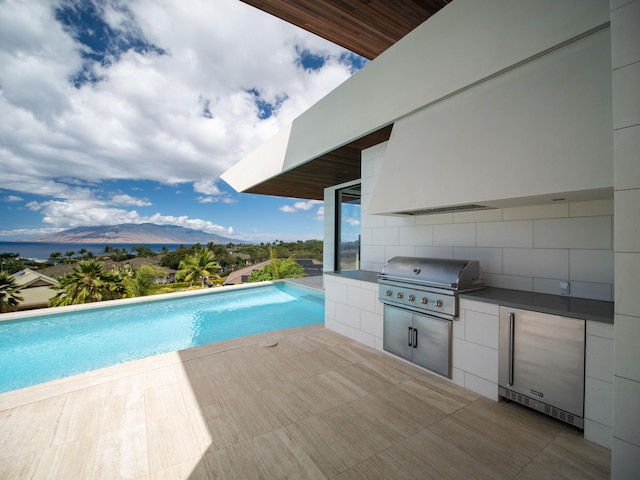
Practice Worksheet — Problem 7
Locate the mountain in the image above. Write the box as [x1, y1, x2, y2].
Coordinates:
[26, 223, 246, 244]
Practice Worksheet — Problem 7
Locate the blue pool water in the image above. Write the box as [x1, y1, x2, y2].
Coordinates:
[0, 283, 324, 393]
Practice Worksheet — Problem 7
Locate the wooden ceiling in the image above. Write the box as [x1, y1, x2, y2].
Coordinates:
[237, 1, 450, 199]
[239, 0, 449, 60]
[245, 125, 393, 200]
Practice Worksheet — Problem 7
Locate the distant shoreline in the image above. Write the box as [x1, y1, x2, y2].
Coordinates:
[0, 241, 187, 262]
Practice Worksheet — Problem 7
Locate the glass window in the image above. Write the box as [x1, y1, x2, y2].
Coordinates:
[335, 185, 361, 271]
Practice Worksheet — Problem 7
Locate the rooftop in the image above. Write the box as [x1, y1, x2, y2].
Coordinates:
[0, 324, 609, 478]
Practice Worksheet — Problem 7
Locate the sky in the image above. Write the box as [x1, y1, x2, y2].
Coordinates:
[0, 0, 367, 243]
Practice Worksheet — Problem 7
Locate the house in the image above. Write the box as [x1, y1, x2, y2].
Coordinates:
[222, 1, 639, 477]
[11, 268, 59, 310]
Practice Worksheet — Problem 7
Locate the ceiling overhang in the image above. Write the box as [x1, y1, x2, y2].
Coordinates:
[239, 0, 449, 61]
[242, 125, 393, 200]
[232, 1, 449, 199]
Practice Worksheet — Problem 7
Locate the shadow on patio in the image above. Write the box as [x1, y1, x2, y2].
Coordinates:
[176, 325, 610, 479]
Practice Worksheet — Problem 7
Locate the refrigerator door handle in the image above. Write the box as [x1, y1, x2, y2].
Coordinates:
[408, 327, 413, 347]
[508, 312, 515, 386]
[413, 327, 418, 348]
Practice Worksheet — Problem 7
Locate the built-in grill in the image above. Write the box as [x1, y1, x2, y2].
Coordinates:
[378, 257, 483, 378]
[378, 256, 484, 319]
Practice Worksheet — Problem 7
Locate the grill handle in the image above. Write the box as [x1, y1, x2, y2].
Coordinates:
[378, 274, 456, 289]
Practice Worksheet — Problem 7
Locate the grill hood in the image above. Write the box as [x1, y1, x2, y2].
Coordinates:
[378, 256, 483, 291]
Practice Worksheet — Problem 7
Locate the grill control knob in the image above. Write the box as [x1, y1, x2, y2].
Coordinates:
[396, 292, 404, 299]
[385, 290, 393, 297]
[435, 300, 443, 307]
[408, 295, 416, 302]
[421, 297, 429, 304]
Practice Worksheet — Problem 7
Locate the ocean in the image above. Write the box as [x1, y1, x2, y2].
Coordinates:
[0, 242, 187, 262]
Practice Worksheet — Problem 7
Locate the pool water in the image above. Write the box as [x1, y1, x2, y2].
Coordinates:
[0, 283, 324, 393]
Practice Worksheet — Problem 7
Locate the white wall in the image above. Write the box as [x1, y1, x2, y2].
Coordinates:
[610, 0, 640, 477]
[370, 27, 613, 214]
[360, 143, 615, 302]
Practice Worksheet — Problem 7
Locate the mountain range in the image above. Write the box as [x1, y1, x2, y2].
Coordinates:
[27, 223, 245, 244]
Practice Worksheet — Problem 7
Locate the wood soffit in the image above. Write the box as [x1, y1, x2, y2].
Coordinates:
[238, 1, 450, 199]
[245, 125, 393, 200]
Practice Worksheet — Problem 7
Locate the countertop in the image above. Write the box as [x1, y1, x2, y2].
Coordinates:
[325, 270, 379, 283]
[460, 287, 614, 324]
[325, 271, 614, 324]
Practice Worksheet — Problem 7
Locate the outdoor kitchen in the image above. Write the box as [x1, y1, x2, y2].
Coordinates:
[221, 1, 639, 476]
[324, 142, 615, 449]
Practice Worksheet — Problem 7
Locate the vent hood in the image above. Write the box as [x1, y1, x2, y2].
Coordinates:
[368, 26, 613, 217]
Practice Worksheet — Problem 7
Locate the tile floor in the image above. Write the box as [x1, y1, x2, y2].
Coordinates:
[0, 324, 611, 479]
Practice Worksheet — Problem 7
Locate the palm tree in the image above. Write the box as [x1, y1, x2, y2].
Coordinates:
[50, 261, 125, 306]
[177, 249, 221, 287]
[0, 272, 23, 313]
[64, 251, 76, 264]
[48, 251, 62, 265]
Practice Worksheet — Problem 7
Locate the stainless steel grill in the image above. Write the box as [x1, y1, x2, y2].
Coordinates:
[377, 256, 484, 319]
[378, 257, 483, 378]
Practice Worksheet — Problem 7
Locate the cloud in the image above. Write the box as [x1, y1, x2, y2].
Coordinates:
[0, 0, 359, 190]
[110, 194, 152, 207]
[23, 195, 233, 236]
[4, 195, 23, 202]
[280, 199, 323, 213]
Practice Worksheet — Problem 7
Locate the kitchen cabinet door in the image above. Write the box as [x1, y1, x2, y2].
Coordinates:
[383, 305, 413, 361]
[412, 314, 452, 378]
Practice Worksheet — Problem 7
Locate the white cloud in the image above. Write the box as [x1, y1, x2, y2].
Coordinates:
[110, 194, 152, 207]
[0, 0, 356, 189]
[0, 0, 361, 239]
[280, 199, 322, 214]
[4, 195, 23, 202]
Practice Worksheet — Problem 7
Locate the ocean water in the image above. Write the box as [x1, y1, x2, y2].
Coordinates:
[0, 241, 186, 262]
[0, 282, 324, 393]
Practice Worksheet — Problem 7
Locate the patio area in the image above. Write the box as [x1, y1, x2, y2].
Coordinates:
[0, 324, 610, 479]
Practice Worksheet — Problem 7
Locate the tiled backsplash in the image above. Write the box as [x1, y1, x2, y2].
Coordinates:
[356, 143, 614, 302]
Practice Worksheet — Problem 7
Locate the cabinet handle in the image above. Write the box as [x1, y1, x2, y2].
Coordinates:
[508, 313, 515, 386]
[413, 328, 418, 349]
[408, 327, 413, 347]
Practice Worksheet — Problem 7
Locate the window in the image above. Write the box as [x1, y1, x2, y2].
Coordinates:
[335, 184, 361, 271]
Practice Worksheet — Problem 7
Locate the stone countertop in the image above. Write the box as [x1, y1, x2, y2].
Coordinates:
[324, 270, 379, 283]
[460, 287, 614, 324]
[325, 272, 614, 324]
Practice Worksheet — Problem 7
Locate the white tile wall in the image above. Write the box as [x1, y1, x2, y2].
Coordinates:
[357, 144, 615, 300]
[323, 274, 384, 351]
[454, 299, 501, 400]
[612, 1, 640, 471]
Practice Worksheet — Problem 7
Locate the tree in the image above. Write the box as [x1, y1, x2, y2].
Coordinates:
[0, 252, 24, 274]
[132, 245, 156, 258]
[64, 251, 76, 264]
[176, 249, 221, 287]
[0, 272, 23, 313]
[123, 264, 167, 297]
[50, 261, 126, 306]
[160, 245, 193, 270]
[48, 251, 62, 265]
[248, 249, 304, 282]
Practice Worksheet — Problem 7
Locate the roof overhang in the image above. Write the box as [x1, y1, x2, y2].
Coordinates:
[239, 1, 449, 61]
[225, 1, 449, 199]
[233, 125, 393, 200]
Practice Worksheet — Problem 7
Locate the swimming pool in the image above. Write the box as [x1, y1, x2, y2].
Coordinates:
[0, 282, 324, 393]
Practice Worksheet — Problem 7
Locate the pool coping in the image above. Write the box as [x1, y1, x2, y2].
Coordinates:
[0, 278, 323, 323]
[0, 322, 325, 411]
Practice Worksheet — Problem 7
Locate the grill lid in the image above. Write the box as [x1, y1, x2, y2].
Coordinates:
[378, 256, 483, 291]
